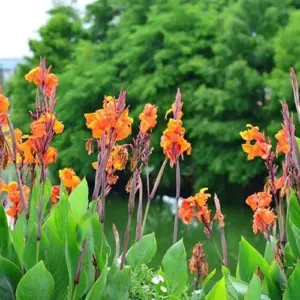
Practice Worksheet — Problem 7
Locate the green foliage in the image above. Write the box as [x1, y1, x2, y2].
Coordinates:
[16, 261, 55, 300]
[126, 233, 157, 270]
[0, 205, 9, 257]
[7, 0, 300, 193]
[162, 239, 188, 297]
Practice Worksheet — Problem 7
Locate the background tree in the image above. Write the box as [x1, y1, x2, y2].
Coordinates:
[6, 0, 299, 198]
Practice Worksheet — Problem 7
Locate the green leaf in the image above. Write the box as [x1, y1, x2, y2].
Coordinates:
[264, 236, 276, 264]
[0, 204, 9, 257]
[91, 213, 110, 270]
[203, 269, 216, 294]
[283, 262, 300, 300]
[22, 225, 48, 271]
[16, 261, 55, 300]
[65, 213, 88, 300]
[126, 233, 157, 269]
[85, 262, 108, 300]
[238, 237, 279, 300]
[11, 214, 26, 266]
[104, 267, 131, 300]
[68, 178, 88, 221]
[162, 239, 188, 296]
[0, 256, 22, 300]
[206, 277, 227, 300]
[245, 273, 261, 300]
[286, 190, 300, 258]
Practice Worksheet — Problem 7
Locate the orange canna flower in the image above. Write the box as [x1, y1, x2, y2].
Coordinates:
[18, 138, 38, 165]
[240, 124, 271, 160]
[30, 121, 47, 138]
[245, 192, 272, 211]
[45, 73, 59, 97]
[59, 168, 81, 191]
[275, 126, 290, 154]
[50, 185, 60, 204]
[253, 208, 276, 234]
[1, 181, 30, 217]
[43, 147, 58, 166]
[240, 124, 260, 141]
[25, 67, 43, 85]
[161, 118, 191, 167]
[106, 145, 128, 171]
[32, 113, 64, 136]
[0, 94, 10, 131]
[0, 94, 10, 113]
[179, 197, 195, 223]
[139, 103, 158, 133]
[25, 66, 59, 97]
[196, 205, 211, 224]
[179, 188, 212, 225]
[84, 95, 133, 141]
[194, 188, 211, 206]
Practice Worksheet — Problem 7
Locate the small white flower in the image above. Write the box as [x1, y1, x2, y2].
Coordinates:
[160, 286, 167, 293]
[157, 275, 164, 282]
[192, 290, 202, 295]
[152, 275, 160, 284]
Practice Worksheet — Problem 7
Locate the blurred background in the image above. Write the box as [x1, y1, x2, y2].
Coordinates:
[1, 0, 300, 272]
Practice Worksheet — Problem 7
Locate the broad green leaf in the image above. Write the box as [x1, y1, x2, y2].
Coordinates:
[22, 226, 48, 271]
[65, 213, 88, 300]
[286, 190, 300, 258]
[269, 261, 285, 293]
[0, 256, 22, 300]
[126, 233, 157, 269]
[283, 262, 300, 300]
[238, 237, 280, 300]
[206, 277, 227, 300]
[203, 269, 216, 294]
[104, 267, 131, 300]
[68, 178, 88, 221]
[42, 226, 68, 300]
[16, 261, 55, 300]
[91, 213, 110, 270]
[85, 262, 108, 300]
[227, 276, 270, 300]
[162, 239, 188, 296]
[245, 273, 261, 300]
[0, 204, 9, 257]
[11, 214, 26, 265]
[264, 236, 276, 264]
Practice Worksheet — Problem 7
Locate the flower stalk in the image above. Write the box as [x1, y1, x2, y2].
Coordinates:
[121, 172, 137, 269]
[173, 161, 181, 244]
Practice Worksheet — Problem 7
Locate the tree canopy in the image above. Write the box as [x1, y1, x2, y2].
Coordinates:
[6, 0, 300, 197]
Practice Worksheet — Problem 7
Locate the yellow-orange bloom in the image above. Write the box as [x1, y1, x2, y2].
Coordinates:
[245, 192, 272, 211]
[179, 188, 211, 224]
[43, 147, 58, 166]
[25, 67, 43, 85]
[139, 104, 157, 133]
[161, 118, 191, 167]
[253, 208, 276, 234]
[275, 126, 290, 154]
[194, 188, 211, 206]
[240, 124, 271, 160]
[59, 168, 81, 191]
[31, 113, 64, 137]
[0, 94, 10, 113]
[0, 94, 10, 131]
[25, 67, 59, 97]
[84, 96, 133, 141]
[18, 138, 38, 165]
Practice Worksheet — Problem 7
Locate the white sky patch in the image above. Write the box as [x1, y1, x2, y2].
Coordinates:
[0, 0, 92, 59]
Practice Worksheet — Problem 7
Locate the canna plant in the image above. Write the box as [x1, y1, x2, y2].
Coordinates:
[0, 58, 300, 300]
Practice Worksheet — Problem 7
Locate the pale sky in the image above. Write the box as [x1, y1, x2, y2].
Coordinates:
[0, 0, 92, 59]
